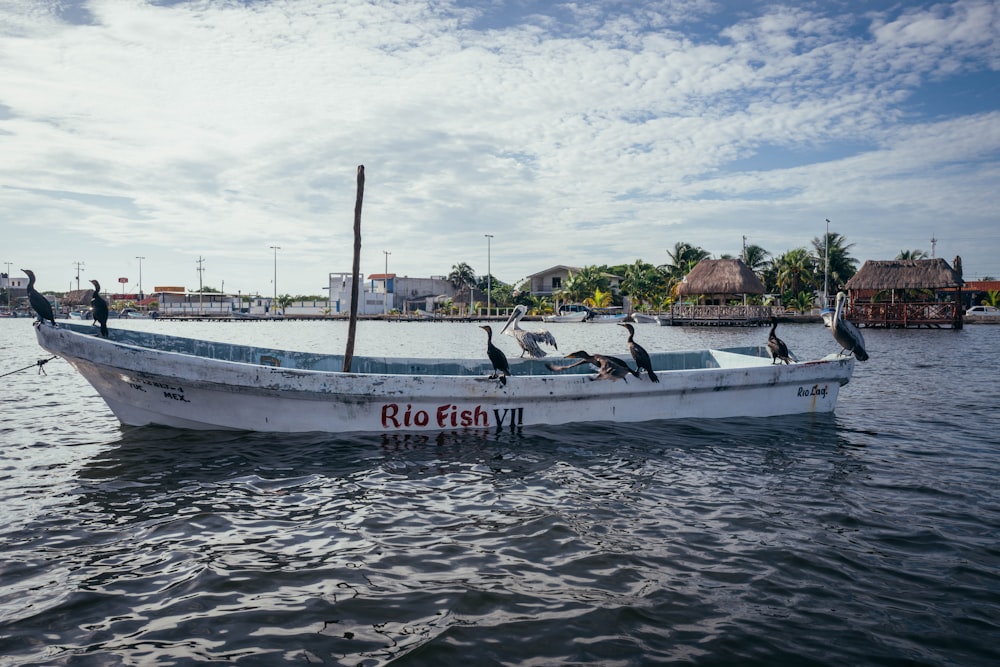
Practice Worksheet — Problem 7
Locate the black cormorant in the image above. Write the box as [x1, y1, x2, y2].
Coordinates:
[22, 269, 55, 325]
[480, 325, 511, 385]
[89, 279, 109, 337]
[619, 322, 659, 382]
[832, 292, 869, 361]
[546, 350, 639, 382]
[500, 304, 557, 358]
[766, 316, 793, 365]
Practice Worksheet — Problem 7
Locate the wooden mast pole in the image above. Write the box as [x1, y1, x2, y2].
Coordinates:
[343, 165, 364, 372]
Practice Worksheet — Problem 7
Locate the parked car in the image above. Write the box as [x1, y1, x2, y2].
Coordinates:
[966, 305, 1000, 316]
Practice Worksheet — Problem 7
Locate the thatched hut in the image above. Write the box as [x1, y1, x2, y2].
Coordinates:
[669, 259, 769, 326]
[676, 259, 766, 302]
[843, 257, 964, 328]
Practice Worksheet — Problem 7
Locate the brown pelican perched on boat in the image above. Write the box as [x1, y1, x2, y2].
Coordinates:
[89, 279, 109, 337]
[766, 316, 793, 365]
[500, 304, 557, 358]
[618, 323, 659, 382]
[22, 269, 55, 325]
[832, 292, 869, 361]
[546, 350, 640, 382]
[480, 325, 510, 385]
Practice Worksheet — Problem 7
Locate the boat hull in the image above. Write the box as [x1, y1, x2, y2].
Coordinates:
[35, 323, 854, 434]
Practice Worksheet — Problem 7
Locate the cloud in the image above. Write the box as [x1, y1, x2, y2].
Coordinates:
[1, 0, 997, 294]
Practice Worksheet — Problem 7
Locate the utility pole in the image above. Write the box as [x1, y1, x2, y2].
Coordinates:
[824, 219, 830, 308]
[73, 261, 85, 291]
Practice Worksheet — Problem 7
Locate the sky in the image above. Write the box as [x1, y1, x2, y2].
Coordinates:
[1, 0, 998, 297]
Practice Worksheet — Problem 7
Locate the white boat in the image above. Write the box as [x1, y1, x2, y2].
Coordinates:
[630, 313, 660, 324]
[821, 308, 834, 328]
[33, 322, 855, 434]
[542, 310, 589, 323]
[542, 304, 591, 323]
[587, 307, 628, 323]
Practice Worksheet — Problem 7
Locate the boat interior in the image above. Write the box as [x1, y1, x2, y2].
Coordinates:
[55, 323, 775, 376]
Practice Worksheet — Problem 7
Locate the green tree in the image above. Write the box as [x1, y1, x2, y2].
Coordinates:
[621, 259, 667, 311]
[742, 244, 771, 278]
[896, 249, 928, 260]
[277, 294, 295, 313]
[774, 248, 817, 301]
[558, 266, 608, 303]
[525, 294, 553, 315]
[660, 242, 710, 281]
[583, 287, 613, 308]
[982, 290, 1000, 307]
[448, 262, 477, 291]
[811, 232, 858, 292]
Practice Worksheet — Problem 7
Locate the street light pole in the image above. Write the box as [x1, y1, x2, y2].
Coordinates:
[485, 234, 493, 317]
[135, 256, 145, 300]
[382, 250, 391, 315]
[824, 218, 830, 308]
[270, 245, 280, 313]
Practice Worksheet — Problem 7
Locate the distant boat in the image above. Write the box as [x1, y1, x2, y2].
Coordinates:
[543, 304, 590, 323]
[630, 313, 660, 324]
[821, 307, 834, 328]
[587, 307, 628, 323]
[33, 321, 855, 434]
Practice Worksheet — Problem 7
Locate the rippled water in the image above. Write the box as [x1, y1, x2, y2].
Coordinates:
[2, 317, 999, 666]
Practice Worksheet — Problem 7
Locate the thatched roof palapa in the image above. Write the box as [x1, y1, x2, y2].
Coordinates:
[844, 258, 964, 291]
[676, 258, 765, 296]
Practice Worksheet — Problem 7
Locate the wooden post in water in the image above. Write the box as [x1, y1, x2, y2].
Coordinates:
[343, 165, 364, 372]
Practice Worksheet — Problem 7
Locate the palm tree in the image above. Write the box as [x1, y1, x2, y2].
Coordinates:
[621, 259, 667, 311]
[896, 249, 928, 260]
[661, 242, 710, 280]
[558, 266, 608, 304]
[276, 294, 295, 314]
[742, 244, 771, 279]
[774, 248, 817, 301]
[448, 262, 476, 291]
[811, 232, 858, 292]
[525, 294, 553, 315]
[583, 287, 613, 309]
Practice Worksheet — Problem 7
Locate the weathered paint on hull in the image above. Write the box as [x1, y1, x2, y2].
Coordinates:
[36, 323, 854, 434]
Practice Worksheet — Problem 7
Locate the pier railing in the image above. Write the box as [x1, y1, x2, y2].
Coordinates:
[663, 304, 775, 326]
[847, 301, 962, 329]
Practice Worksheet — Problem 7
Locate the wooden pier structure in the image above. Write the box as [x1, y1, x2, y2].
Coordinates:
[844, 257, 965, 329]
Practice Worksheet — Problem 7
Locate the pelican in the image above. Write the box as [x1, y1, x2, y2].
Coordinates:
[766, 316, 793, 365]
[500, 304, 557, 358]
[832, 292, 869, 361]
[618, 323, 659, 382]
[22, 269, 55, 325]
[89, 279, 109, 337]
[480, 325, 511, 385]
[546, 350, 639, 382]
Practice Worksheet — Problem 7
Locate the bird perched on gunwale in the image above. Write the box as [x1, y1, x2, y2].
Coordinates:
[832, 292, 869, 361]
[480, 325, 511, 385]
[546, 350, 640, 382]
[500, 304, 557, 358]
[766, 316, 793, 365]
[22, 269, 55, 325]
[619, 322, 659, 382]
[89, 279, 109, 337]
